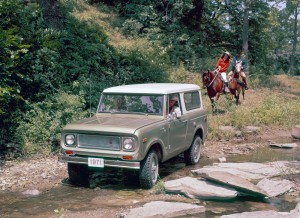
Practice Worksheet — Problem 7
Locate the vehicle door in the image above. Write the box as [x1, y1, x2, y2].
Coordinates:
[167, 93, 188, 155]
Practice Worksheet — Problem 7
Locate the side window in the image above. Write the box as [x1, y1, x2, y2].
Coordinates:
[184, 91, 200, 111]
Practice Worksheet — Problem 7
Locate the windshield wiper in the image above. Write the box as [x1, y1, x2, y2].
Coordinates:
[131, 112, 149, 116]
[110, 110, 129, 114]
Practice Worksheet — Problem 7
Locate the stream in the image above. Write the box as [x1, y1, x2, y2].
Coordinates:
[0, 141, 299, 218]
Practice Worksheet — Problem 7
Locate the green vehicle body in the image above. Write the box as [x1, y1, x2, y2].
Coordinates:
[59, 83, 208, 188]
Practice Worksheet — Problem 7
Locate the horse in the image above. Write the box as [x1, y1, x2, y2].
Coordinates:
[228, 60, 246, 105]
[202, 70, 224, 113]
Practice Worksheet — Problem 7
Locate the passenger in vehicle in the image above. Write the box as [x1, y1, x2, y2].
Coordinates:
[169, 95, 182, 117]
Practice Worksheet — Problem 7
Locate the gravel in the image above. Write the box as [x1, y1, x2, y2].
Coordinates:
[0, 155, 67, 192]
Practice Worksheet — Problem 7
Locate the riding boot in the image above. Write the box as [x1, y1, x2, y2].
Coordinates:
[242, 77, 248, 90]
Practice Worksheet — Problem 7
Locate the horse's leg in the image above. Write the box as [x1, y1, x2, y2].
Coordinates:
[236, 89, 240, 105]
[242, 88, 245, 104]
[216, 92, 221, 101]
[210, 98, 216, 114]
[230, 92, 234, 101]
[236, 93, 239, 105]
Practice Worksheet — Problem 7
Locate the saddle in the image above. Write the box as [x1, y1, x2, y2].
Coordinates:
[229, 71, 246, 88]
[236, 79, 246, 87]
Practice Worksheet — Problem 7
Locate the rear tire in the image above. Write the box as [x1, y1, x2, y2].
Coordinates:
[184, 135, 202, 165]
[139, 150, 159, 189]
[68, 163, 89, 186]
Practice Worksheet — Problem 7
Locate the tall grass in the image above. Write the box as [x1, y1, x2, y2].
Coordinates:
[205, 90, 300, 140]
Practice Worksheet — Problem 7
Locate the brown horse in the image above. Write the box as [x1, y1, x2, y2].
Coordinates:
[202, 70, 224, 112]
[228, 61, 246, 105]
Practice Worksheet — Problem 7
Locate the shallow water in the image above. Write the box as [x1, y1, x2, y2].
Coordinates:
[0, 141, 299, 218]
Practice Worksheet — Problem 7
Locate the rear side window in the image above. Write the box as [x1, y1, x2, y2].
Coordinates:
[184, 91, 200, 111]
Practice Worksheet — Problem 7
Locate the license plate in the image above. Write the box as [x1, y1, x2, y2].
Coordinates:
[88, 157, 104, 168]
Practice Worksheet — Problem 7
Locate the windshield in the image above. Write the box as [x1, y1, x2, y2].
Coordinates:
[98, 94, 164, 115]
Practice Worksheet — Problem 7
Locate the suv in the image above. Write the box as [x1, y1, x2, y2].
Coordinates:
[59, 83, 208, 188]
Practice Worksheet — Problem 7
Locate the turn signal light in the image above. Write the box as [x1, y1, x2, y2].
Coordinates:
[122, 156, 133, 160]
[65, 150, 75, 155]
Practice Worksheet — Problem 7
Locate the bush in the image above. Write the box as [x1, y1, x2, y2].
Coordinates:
[16, 92, 88, 156]
[121, 19, 143, 37]
[246, 94, 299, 127]
[168, 62, 201, 85]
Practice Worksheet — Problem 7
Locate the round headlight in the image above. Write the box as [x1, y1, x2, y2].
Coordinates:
[123, 138, 135, 150]
[65, 134, 75, 146]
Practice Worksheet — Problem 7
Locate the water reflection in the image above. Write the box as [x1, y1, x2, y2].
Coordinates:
[229, 144, 300, 163]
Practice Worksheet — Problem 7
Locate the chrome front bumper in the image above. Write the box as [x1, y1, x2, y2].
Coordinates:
[58, 155, 140, 170]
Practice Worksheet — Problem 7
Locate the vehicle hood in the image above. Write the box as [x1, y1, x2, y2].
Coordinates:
[63, 115, 163, 135]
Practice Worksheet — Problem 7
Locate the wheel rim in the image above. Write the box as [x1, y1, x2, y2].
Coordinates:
[193, 138, 201, 162]
[151, 154, 158, 183]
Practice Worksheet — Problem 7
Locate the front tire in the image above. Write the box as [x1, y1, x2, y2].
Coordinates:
[139, 150, 159, 189]
[68, 163, 89, 186]
[184, 135, 202, 165]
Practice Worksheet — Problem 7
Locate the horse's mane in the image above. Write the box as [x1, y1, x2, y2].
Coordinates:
[201, 69, 211, 77]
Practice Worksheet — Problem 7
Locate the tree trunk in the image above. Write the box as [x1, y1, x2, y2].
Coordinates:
[194, 0, 204, 31]
[242, 0, 251, 60]
[37, 0, 65, 29]
[289, 3, 299, 75]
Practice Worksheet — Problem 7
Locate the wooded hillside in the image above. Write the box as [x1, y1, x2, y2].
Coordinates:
[0, 0, 299, 157]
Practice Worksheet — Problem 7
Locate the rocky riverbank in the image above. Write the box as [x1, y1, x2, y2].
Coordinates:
[0, 128, 297, 193]
[0, 155, 67, 192]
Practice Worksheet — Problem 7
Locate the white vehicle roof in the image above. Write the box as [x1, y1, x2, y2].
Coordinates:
[103, 83, 200, 94]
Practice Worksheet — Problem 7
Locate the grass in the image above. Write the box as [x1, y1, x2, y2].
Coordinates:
[202, 75, 300, 140]
[69, 0, 152, 51]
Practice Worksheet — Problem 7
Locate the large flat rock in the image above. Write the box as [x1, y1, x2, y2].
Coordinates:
[269, 143, 298, 148]
[124, 201, 205, 218]
[164, 177, 238, 200]
[220, 210, 300, 218]
[291, 125, 300, 139]
[256, 178, 295, 197]
[192, 161, 300, 181]
[197, 171, 268, 198]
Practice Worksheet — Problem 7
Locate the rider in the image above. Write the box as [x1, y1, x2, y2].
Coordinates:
[215, 51, 231, 92]
[228, 48, 249, 90]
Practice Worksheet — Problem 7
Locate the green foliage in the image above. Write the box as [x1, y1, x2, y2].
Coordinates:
[121, 19, 144, 37]
[0, 0, 45, 144]
[1, 0, 299, 157]
[16, 92, 88, 155]
[0, 0, 167, 156]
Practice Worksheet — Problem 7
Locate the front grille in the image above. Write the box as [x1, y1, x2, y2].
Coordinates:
[78, 134, 121, 150]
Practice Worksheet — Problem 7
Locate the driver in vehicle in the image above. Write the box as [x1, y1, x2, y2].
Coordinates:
[113, 96, 127, 111]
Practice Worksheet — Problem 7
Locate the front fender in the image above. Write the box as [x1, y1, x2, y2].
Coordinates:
[142, 138, 167, 162]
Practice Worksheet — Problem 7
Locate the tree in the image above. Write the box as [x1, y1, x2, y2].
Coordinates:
[242, 0, 251, 60]
[287, 0, 299, 75]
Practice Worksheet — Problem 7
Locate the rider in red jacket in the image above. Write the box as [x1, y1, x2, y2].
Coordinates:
[215, 51, 231, 92]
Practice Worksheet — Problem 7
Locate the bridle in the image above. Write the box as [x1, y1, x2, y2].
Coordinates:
[204, 70, 219, 88]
